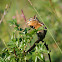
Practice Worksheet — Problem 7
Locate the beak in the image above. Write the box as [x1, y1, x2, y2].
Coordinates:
[26, 21, 30, 25]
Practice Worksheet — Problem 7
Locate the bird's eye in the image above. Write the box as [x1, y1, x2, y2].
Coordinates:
[29, 19, 32, 21]
[29, 18, 33, 21]
[29, 19, 31, 21]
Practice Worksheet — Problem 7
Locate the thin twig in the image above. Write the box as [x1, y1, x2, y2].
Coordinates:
[21, 9, 26, 22]
[0, 9, 6, 24]
[14, 48, 17, 57]
[0, 4, 10, 24]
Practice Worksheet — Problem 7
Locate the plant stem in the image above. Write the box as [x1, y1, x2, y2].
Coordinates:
[42, 41, 51, 62]
[14, 48, 17, 57]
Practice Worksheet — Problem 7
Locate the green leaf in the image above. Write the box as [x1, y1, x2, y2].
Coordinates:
[26, 33, 32, 37]
[37, 26, 44, 31]
[15, 23, 19, 27]
[23, 28, 27, 34]
[30, 29, 37, 34]
[19, 38, 22, 42]
[19, 28, 23, 31]
[14, 27, 19, 30]
[35, 56, 37, 62]
[37, 53, 43, 61]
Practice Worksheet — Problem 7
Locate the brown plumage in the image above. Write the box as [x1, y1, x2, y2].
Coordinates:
[27, 15, 47, 40]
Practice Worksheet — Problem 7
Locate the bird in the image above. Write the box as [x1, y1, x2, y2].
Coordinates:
[27, 15, 47, 40]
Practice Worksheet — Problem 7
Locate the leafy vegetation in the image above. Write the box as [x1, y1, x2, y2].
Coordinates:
[0, 19, 49, 62]
[0, 0, 62, 62]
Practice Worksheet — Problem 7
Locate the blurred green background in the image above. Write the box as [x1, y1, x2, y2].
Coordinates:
[0, 0, 62, 62]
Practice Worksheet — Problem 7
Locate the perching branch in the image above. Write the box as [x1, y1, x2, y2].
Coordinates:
[26, 39, 40, 53]
[42, 41, 51, 62]
[25, 39, 51, 62]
